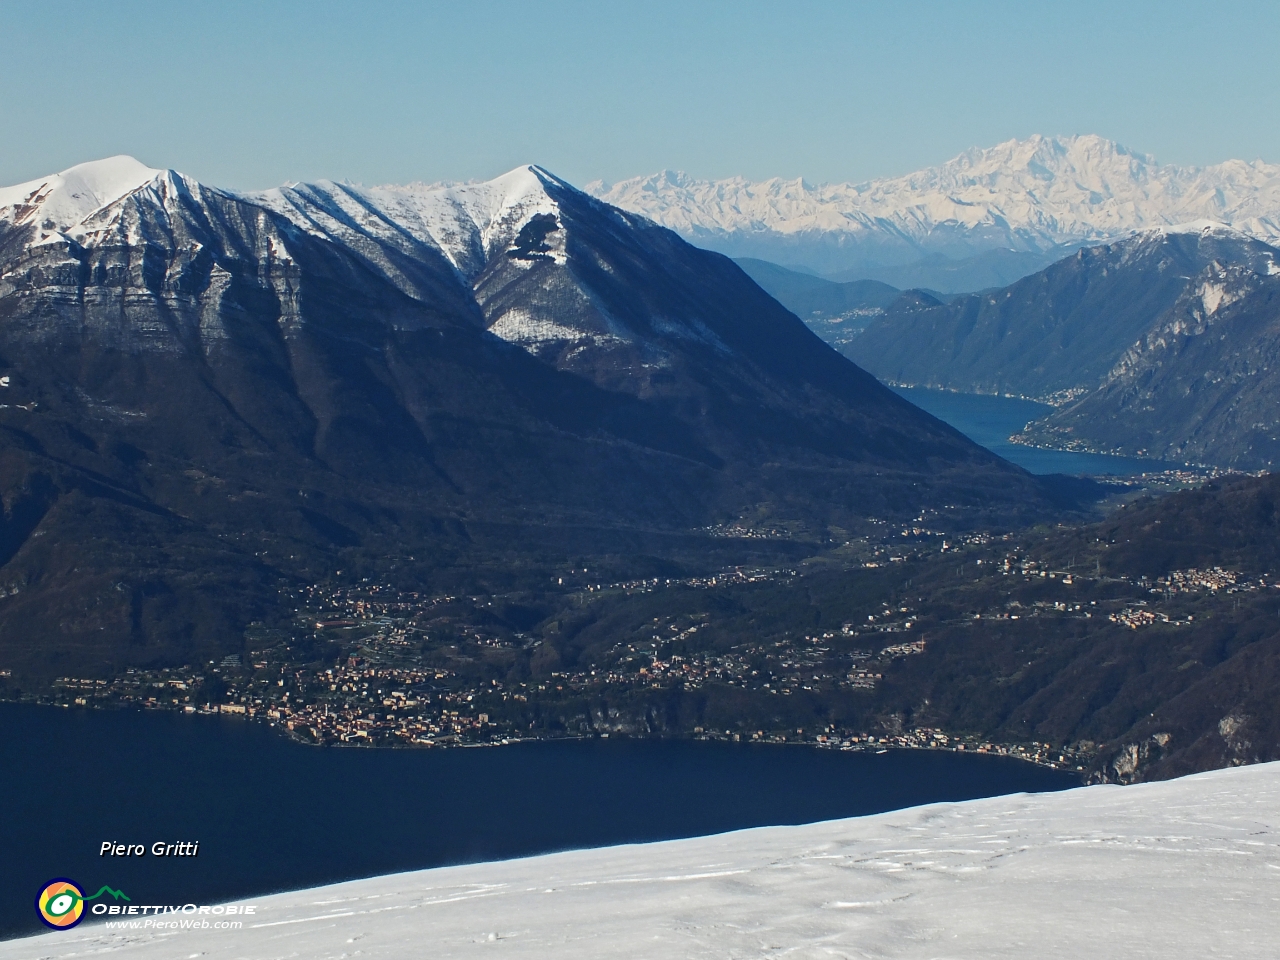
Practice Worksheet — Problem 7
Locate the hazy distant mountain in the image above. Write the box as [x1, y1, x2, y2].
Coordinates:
[1018, 260, 1280, 470]
[845, 224, 1280, 401]
[825, 248, 1081, 294]
[587, 135, 1280, 291]
[0, 157, 1047, 675]
[731, 258, 900, 350]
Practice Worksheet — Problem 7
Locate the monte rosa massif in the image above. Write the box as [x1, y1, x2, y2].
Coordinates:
[589, 134, 1280, 289]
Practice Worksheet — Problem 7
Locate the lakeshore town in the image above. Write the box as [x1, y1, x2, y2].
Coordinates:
[27, 485, 1273, 780]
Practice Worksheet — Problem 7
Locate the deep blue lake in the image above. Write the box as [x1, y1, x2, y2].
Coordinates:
[893, 386, 1184, 476]
[1, 703, 1074, 940]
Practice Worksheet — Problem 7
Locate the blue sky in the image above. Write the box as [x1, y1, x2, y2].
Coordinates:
[2, 0, 1277, 190]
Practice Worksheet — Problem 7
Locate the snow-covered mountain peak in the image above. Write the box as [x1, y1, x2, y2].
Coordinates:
[0, 155, 163, 236]
[453, 163, 559, 213]
[1088, 220, 1280, 281]
[947, 133, 1152, 178]
[250, 165, 572, 279]
[371, 164, 556, 222]
[372, 165, 563, 263]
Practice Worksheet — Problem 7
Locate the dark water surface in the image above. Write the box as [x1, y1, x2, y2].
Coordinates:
[2, 702, 1075, 939]
[892, 386, 1184, 476]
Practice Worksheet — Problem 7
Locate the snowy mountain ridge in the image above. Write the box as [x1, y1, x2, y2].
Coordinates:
[4, 155, 1005, 491]
[0, 159, 637, 357]
[586, 135, 1280, 279]
[0, 158, 578, 280]
[12, 141, 1280, 279]
[250, 165, 583, 280]
[847, 223, 1280, 401]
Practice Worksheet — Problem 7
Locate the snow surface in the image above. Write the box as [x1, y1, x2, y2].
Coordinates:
[588, 135, 1280, 250]
[1157, 219, 1250, 237]
[0, 156, 161, 238]
[6, 761, 1278, 959]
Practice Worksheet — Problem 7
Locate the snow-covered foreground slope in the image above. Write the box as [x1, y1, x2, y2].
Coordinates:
[8, 763, 1278, 959]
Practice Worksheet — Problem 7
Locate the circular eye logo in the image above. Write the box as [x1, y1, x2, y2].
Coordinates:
[36, 879, 85, 930]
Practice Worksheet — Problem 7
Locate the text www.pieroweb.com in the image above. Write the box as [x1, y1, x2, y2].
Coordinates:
[105, 917, 242, 930]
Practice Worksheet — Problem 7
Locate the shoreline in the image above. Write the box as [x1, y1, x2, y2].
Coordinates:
[0, 695, 1092, 779]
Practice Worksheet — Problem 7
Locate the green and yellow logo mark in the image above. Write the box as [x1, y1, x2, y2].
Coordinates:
[35, 879, 129, 930]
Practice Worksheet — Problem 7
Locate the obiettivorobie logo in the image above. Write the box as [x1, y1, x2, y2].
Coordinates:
[35, 879, 258, 932]
[35, 879, 129, 930]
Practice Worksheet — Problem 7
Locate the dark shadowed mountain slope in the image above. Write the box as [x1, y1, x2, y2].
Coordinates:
[0, 158, 1058, 677]
[846, 225, 1280, 400]
[907, 472, 1280, 783]
[249, 166, 1037, 490]
[1018, 263, 1280, 469]
[794, 473, 1280, 782]
[405, 470, 1280, 784]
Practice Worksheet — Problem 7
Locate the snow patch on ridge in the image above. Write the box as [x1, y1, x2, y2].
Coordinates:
[488, 309, 597, 345]
[365, 165, 566, 275]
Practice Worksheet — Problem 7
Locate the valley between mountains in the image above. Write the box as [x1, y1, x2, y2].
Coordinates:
[3, 152, 1280, 787]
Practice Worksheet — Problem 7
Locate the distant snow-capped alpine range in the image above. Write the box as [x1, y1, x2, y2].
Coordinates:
[587, 134, 1280, 291]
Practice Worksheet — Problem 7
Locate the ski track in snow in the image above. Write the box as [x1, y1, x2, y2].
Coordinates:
[5, 762, 1278, 959]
